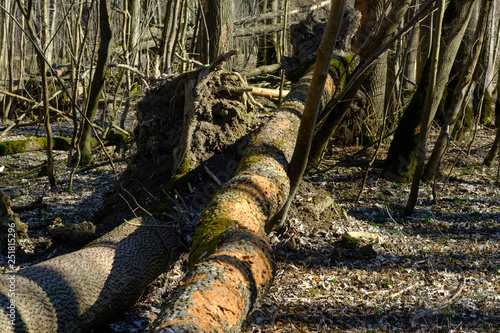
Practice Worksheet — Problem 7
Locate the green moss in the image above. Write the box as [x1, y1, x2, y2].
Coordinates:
[329, 52, 353, 87]
[188, 215, 236, 269]
[435, 86, 450, 126]
[105, 132, 128, 145]
[80, 150, 92, 166]
[480, 90, 493, 125]
[188, 189, 255, 268]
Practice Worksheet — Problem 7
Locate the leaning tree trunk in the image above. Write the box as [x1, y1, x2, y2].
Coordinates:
[404, 0, 445, 216]
[78, 0, 112, 166]
[423, 0, 492, 181]
[382, 0, 475, 183]
[148, 63, 340, 331]
[308, 0, 412, 169]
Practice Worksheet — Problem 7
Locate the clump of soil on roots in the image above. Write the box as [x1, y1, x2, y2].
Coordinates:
[94, 68, 259, 232]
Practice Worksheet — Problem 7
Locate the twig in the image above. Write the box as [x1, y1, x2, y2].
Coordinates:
[123, 219, 178, 227]
[411, 276, 466, 323]
[221, 70, 264, 109]
[203, 164, 222, 186]
[389, 281, 423, 298]
[76, 157, 123, 173]
[174, 52, 204, 67]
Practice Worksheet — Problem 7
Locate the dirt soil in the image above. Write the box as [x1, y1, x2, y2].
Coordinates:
[0, 81, 498, 332]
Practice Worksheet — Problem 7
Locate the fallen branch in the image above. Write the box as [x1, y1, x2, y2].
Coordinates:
[411, 276, 467, 324]
[235, 0, 330, 26]
[251, 86, 289, 99]
[10, 197, 46, 213]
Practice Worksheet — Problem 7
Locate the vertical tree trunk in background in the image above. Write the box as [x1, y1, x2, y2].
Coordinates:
[403, 0, 420, 90]
[483, 0, 498, 98]
[353, 0, 387, 130]
[128, 0, 142, 66]
[40, 0, 56, 187]
[206, 0, 233, 65]
[416, 3, 432, 83]
[404, 0, 445, 215]
[472, 2, 494, 125]
[423, 0, 492, 181]
[1, 1, 15, 122]
[382, 0, 475, 183]
[159, 0, 181, 72]
[483, 74, 500, 167]
[78, 0, 112, 165]
[41, 0, 57, 65]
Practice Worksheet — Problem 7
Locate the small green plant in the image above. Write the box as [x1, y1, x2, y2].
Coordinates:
[381, 280, 393, 288]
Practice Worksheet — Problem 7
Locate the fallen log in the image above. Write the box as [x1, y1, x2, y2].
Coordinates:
[0, 137, 72, 156]
[0, 216, 183, 332]
[149, 60, 341, 331]
[0, 133, 129, 157]
[0, 52, 257, 332]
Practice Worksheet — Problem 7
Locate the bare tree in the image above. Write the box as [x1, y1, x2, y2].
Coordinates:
[78, 0, 112, 165]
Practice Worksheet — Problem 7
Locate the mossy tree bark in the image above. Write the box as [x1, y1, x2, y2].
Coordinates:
[0, 137, 71, 156]
[78, 0, 112, 166]
[149, 65, 338, 332]
[382, 0, 475, 183]
[483, 78, 500, 167]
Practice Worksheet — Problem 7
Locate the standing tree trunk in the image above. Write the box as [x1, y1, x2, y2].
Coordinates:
[353, 0, 387, 131]
[206, 0, 233, 64]
[404, 0, 445, 215]
[382, 0, 475, 183]
[483, 77, 500, 167]
[78, 0, 112, 166]
[16, 0, 57, 187]
[423, 0, 492, 181]
[403, 0, 420, 90]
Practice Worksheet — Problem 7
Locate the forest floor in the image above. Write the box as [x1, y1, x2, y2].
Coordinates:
[0, 113, 499, 332]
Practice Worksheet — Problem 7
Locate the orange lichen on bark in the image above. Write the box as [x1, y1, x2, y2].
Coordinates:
[215, 245, 273, 289]
[221, 198, 263, 234]
[167, 259, 249, 332]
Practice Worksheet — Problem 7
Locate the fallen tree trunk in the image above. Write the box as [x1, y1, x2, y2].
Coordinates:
[0, 216, 182, 332]
[0, 137, 72, 156]
[0, 133, 128, 157]
[149, 63, 339, 331]
[0, 53, 257, 332]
